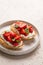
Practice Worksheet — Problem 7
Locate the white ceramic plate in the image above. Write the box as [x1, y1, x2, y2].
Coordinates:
[0, 20, 40, 55]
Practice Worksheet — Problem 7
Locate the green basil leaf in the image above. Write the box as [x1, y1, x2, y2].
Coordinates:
[25, 28, 29, 34]
[16, 40, 20, 43]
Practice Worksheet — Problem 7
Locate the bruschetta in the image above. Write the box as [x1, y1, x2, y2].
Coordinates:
[10, 21, 35, 40]
[0, 31, 24, 50]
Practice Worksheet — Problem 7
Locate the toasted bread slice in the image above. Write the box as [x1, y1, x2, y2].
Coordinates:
[10, 24, 35, 40]
[0, 38, 24, 50]
[0, 31, 24, 50]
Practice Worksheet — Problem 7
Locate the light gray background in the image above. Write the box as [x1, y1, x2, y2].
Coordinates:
[0, 0, 43, 65]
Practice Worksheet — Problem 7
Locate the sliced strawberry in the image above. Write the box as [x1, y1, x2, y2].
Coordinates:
[20, 24, 27, 29]
[3, 34, 8, 40]
[3, 32, 10, 37]
[20, 28, 28, 36]
[13, 43, 18, 46]
[7, 36, 12, 42]
[10, 32, 16, 38]
[24, 33, 28, 36]
[20, 29, 25, 34]
[17, 27, 21, 31]
[15, 35, 21, 40]
[29, 27, 33, 33]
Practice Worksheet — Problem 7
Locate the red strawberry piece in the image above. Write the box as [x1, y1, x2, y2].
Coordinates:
[3, 34, 7, 40]
[17, 27, 21, 31]
[24, 33, 28, 36]
[10, 32, 16, 38]
[3, 32, 10, 37]
[20, 29, 25, 34]
[29, 26, 33, 33]
[15, 35, 21, 40]
[7, 36, 12, 42]
[20, 29, 28, 36]
[3, 32, 11, 41]
[20, 24, 27, 29]
[13, 43, 18, 46]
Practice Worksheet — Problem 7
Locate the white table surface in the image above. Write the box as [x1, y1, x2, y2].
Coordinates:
[0, 0, 43, 65]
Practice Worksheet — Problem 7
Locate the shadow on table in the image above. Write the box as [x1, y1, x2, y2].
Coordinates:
[0, 42, 40, 60]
